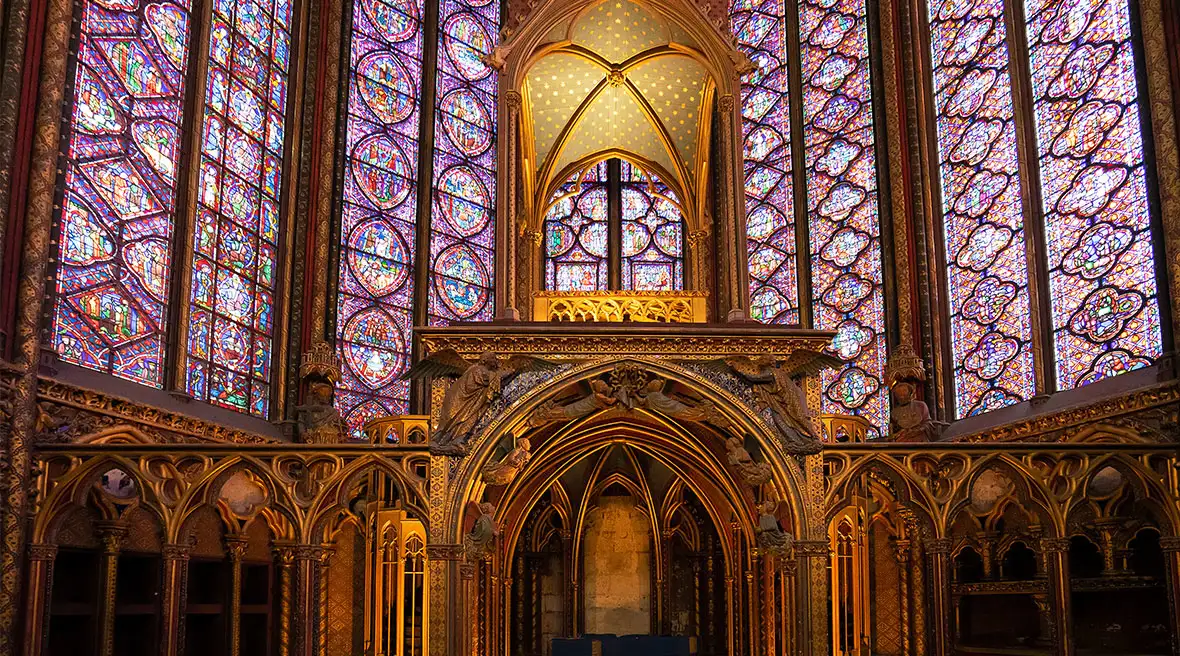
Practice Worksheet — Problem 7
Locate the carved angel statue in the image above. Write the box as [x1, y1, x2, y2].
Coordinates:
[464, 502, 499, 561]
[756, 500, 794, 555]
[295, 381, 349, 444]
[726, 436, 773, 487]
[638, 379, 732, 429]
[890, 381, 945, 443]
[699, 351, 841, 453]
[481, 438, 531, 487]
[403, 350, 557, 454]
[528, 379, 617, 428]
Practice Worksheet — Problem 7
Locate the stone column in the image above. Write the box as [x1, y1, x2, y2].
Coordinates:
[1160, 537, 1180, 656]
[781, 558, 796, 656]
[910, 540, 927, 656]
[292, 546, 322, 656]
[924, 539, 952, 656]
[1041, 538, 1073, 656]
[794, 540, 830, 656]
[498, 90, 522, 320]
[226, 536, 249, 656]
[95, 522, 128, 656]
[461, 562, 476, 656]
[160, 544, 191, 656]
[893, 540, 911, 656]
[274, 546, 294, 656]
[715, 93, 748, 322]
[22, 544, 56, 656]
[316, 548, 333, 656]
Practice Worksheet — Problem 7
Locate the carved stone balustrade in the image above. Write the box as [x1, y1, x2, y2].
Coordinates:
[532, 290, 708, 323]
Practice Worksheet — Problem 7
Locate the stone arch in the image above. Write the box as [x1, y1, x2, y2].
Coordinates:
[305, 454, 432, 544]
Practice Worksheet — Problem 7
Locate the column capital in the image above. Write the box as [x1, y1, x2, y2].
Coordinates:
[27, 544, 57, 561]
[1040, 537, 1071, 554]
[95, 522, 128, 554]
[924, 538, 952, 554]
[162, 543, 191, 561]
[225, 535, 249, 560]
[425, 543, 465, 561]
[794, 540, 830, 557]
[1158, 536, 1180, 552]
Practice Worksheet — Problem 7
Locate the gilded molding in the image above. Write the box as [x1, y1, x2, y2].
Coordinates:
[878, 0, 915, 346]
[311, 0, 342, 344]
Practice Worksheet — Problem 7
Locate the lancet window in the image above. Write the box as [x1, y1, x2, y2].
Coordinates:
[543, 159, 686, 293]
[925, 0, 1164, 417]
[49, 0, 295, 417]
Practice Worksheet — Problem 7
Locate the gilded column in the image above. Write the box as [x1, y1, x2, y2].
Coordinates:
[716, 93, 748, 321]
[460, 562, 476, 656]
[1159, 537, 1180, 656]
[22, 544, 57, 656]
[160, 544, 191, 656]
[274, 546, 294, 656]
[925, 538, 952, 656]
[781, 558, 796, 656]
[1041, 538, 1074, 656]
[894, 540, 911, 656]
[226, 536, 249, 656]
[498, 90, 522, 320]
[909, 540, 927, 656]
[795, 540, 830, 656]
[292, 546, 321, 656]
[95, 523, 127, 656]
[316, 548, 333, 656]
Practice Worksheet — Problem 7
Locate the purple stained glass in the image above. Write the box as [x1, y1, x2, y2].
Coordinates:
[51, 0, 194, 387]
[336, 0, 425, 434]
[428, 0, 497, 325]
[801, 0, 888, 435]
[544, 162, 610, 291]
[184, 0, 293, 417]
[928, 0, 1036, 417]
[620, 161, 684, 291]
[1025, 0, 1162, 389]
[731, 0, 799, 324]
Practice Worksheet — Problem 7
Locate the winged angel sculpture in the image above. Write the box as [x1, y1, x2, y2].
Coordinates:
[402, 350, 557, 454]
[697, 350, 842, 453]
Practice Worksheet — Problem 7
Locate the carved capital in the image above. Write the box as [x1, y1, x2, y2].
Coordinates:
[687, 229, 710, 247]
[1040, 538, 1071, 554]
[273, 544, 296, 566]
[28, 544, 57, 561]
[924, 538, 952, 555]
[162, 544, 191, 561]
[460, 563, 476, 580]
[426, 543, 465, 561]
[225, 535, 249, 560]
[1158, 536, 1180, 552]
[505, 90, 523, 111]
[718, 94, 735, 113]
[293, 545, 325, 561]
[96, 522, 128, 554]
[794, 540, 830, 557]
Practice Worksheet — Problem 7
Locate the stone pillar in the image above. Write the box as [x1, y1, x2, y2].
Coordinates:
[1160, 537, 1180, 656]
[316, 548, 333, 656]
[274, 546, 294, 656]
[794, 540, 830, 656]
[1041, 538, 1073, 656]
[924, 539, 952, 656]
[160, 544, 191, 656]
[781, 558, 796, 656]
[910, 540, 927, 656]
[22, 544, 56, 656]
[292, 546, 322, 656]
[95, 522, 127, 656]
[226, 536, 248, 656]
[498, 90, 522, 320]
[715, 93, 748, 322]
[461, 562, 476, 656]
[893, 540, 911, 656]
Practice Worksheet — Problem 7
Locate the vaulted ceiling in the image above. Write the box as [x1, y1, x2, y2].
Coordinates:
[522, 0, 715, 204]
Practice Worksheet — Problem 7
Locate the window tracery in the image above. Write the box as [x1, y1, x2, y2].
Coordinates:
[544, 162, 610, 292]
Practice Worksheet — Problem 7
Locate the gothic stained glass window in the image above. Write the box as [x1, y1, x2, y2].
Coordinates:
[1025, 0, 1162, 389]
[731, 0, 799, 324]
[544, 162, 610, 291]
[928, 0, 1036, 417]
[619, 161, 684, 291]
[800, 0, 888, 434]
[427, 0, 497, 325]
[335, 0, 425, 432]
[51, 0, 195, 387]
[184, 0, 294, 417]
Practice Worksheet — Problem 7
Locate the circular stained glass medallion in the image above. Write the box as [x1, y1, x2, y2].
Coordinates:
[435, 165, 491, 237]
[347, 218, 411, 297]
[434, 244, 490, 319]
[356, 51, 416, 124]
[341, 306, 407, 389]
[360, 0, 419, 43]
[443, 13, 492, 81]
[351, 134, 413, 209]
[439, 89, 492, 156]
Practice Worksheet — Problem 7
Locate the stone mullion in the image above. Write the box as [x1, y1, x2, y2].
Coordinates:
[95, 523, 128, 656]
[160, 544, 191, 656]
[1041, 538, 1073, 656]
[1159, 537, 1180, 656]
[22, 544, 56, 656]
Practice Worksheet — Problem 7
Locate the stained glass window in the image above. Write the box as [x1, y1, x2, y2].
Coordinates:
[335, 0, 426, 432]
[1025, 0, 1162, 389]
[928, 0, 1036, 417]
[428, 0, 498, 325]
[732, 0, 799, 324]
[544, 162, 610, 291]
[51, 0, 195, 387]
[800, 0, 888, 434]
[183, 0, 294, 417]
[620, 161, 684, 291]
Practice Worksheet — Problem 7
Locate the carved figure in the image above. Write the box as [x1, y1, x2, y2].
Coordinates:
[726, 436, 773, 486]
[295, 381, 348, 444]
[890, 381, 944, 443]
[404, 349, 557, 454]
[464, 502, 499, 560]
[481, 438, 532, 487]
[638, 379, 732, 429]
[528, 379, 617, 427]
[756, 500, 794, 554]
[701, 351, 840, 453]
